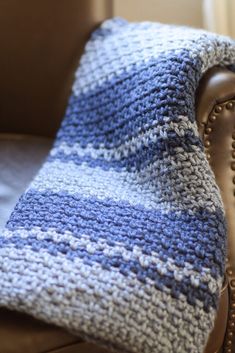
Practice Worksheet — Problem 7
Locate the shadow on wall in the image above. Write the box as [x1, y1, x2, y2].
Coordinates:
[0, 0, 111, 137]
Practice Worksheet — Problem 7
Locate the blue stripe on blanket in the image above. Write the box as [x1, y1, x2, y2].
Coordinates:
[57, 49, 202, 148]
[49, 132, 202, 172]
[6, 190, 226, 279]
[0, 234, 218, 311]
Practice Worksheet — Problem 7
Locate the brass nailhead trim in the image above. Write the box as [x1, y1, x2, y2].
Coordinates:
[226, 102, 234, 110]
[231, 110, 235, 351]
[205, 127, 212, 134]
[203, 99, 235, 353]
[215, 105, 222, 113]
[209, 115, 216, 122]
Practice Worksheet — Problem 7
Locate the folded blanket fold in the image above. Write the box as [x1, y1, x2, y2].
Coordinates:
[1, 18, 235, 353]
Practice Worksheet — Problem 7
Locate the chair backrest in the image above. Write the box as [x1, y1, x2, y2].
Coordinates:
[0, 0, 111, 137]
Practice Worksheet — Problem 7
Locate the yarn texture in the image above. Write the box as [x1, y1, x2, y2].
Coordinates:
[1, 18, 235, 353]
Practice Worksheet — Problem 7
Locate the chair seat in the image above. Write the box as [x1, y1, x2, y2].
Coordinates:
[0, 134, 52, 230]
[0, 133, 110, 353]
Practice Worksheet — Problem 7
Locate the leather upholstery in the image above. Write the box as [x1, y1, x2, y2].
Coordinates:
[0, 308, 108, 353]
[0, 0, 111, 137]
[196, 68, 235, 284]
[196, 67, 235, 353]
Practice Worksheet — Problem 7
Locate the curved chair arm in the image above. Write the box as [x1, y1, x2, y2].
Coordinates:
[196, 67, 235, 353]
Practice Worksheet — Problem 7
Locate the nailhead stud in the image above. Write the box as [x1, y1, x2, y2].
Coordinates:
[205, 127, 212, 134]
[209, 115, 216, 122]
[215, 105, 222, 113]
[226, 102, 234, 110]
[229, 321, 235, 328]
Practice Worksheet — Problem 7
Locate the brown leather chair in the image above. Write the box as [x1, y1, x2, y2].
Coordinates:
[0, 1, 234, 352]
[197, 67, 235, 353]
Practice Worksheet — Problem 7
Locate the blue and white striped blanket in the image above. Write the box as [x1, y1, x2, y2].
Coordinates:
[1, 18, 235, 353]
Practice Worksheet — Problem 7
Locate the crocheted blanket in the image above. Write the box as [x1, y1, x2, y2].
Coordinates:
[1, 18, 235, 353]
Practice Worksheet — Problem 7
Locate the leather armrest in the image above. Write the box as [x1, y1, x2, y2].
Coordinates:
[196, 67, 235, 353]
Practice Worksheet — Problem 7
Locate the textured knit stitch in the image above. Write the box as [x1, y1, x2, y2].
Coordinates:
[0, 18, 235, 353]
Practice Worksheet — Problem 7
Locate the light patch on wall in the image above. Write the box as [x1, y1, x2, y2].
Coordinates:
[203, 0, 235, 37]
[113, 0, 203, 28]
